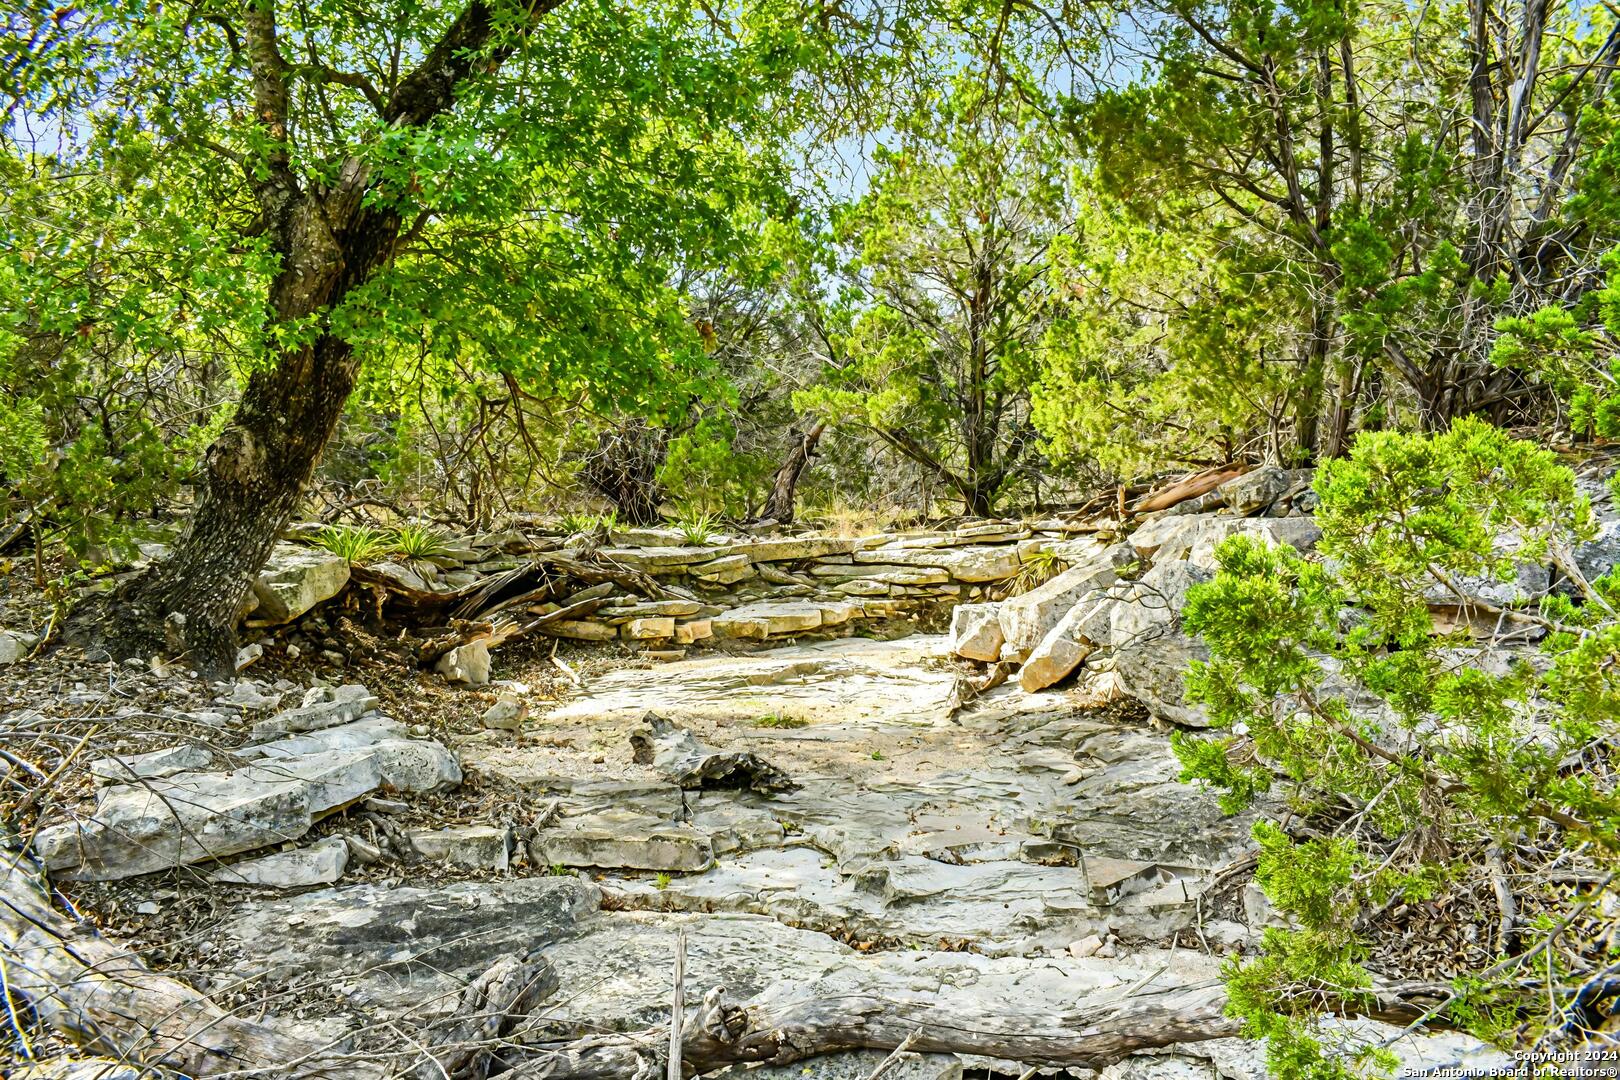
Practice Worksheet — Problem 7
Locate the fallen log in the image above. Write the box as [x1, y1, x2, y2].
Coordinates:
[0, 850, 377, 1078]
[1130, 465, 1248, 515]
[505, 981, 1243, 1077]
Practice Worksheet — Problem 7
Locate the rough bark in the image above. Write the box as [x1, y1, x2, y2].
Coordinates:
[760, 421, 824, 524]
[66, 0, 565, 678]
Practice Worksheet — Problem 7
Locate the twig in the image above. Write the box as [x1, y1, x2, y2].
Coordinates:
[864, 1029, 922, 1079]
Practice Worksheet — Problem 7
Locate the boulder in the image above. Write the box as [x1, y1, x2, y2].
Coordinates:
[1573, 517, 1620, 584]
[997, 546, 1133, 655]
[435, 640, 491, 685]
[367, 560, 431, 591]
[949, 603, 1004, 661]
[630, 714, 796, 793]
[211, 835, 349, 888]
[1215, 465, 1301, 516]
[1017, 591, 1114, 691]
[251, 543, 350, 624]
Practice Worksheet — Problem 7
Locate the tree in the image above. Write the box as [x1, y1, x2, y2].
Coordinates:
[7, 0, 833, 674]
[1174, 418, 1620, 1073]
[1075, 0, 1620, 458]
[794, 61, 1076, 516]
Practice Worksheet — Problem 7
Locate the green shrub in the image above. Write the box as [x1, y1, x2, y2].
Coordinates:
[1176, 418, 1619, 1072]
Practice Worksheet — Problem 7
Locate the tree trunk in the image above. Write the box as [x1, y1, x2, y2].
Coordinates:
[63, 0, 565, 678]
[73, 198, 396, 677]
[761, 421, 824, 524]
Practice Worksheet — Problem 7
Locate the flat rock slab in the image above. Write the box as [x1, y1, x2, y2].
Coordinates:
[37, 719, 460, 880]
[545, 637, 960, 727]
[217, 877, 602, 1014]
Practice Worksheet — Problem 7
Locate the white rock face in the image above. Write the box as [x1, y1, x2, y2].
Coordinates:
[0, 629, 36, 665]
[481, 693, 527, 730]
[89, 744, 215, 785]
[949, 603, 1005, 661]
[251, 543, 350, 624]
[712, 601, 825, 638]
[210, 835, 349, 888]
[997, 548, 1130, 656]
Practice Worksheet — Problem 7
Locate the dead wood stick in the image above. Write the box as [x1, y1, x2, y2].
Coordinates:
[667, 931, 686, 1080]
[864, 1029, 921, 1079]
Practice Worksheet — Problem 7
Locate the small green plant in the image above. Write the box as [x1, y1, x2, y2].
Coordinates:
[654, 871, 672, 890]
[313, 524, 391, 564]
[674, 508, 719, 546]
[751, 713, 808, 729]
[559, 509, 619, 537]
[389, 523, 451, 560]
[547, 863, 571, 877]
[869, 749, 884, 761]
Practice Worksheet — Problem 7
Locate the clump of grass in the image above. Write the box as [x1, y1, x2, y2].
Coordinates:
[313, 524, 391, 564]
[390, 523, 451, 560]
[1005, 548, 1067, 595]
[752, 713, 808, 729]
[674, 508, 719, 545]
[559, 509, 619, 537]
[654, 871, 672, 890]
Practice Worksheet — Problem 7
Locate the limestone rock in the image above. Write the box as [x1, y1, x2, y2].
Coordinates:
[621, 616, 676, 639]
[481, 693, 527, 730]
[713, 601, 824, 638]
[531, 808, 713, 871]
[630, 714, 796, 793]
[220, 876, 601, 1010]
[1132, 513, 1320, 568]
[854, 543, 1022, 582]
[997, 546, 1131, 655]
[949, 603, 1004, 661]
[1017, 592, 1110, 691]
[38, 720, 460, 879]
[89, 743, 214, 785]
[548, 619, 618, 641]
[1215, 464, 1297, 516]
[409, 825, 511, 870]
[210, 835, 349, 888]
[0, 628, 32, 665]
[715, 1052, 963, 1079]
[251, 543, 350, 624]
[435, 640, 491, 685]
[674, 618, 713, 644]
[250, 683, 378, 740]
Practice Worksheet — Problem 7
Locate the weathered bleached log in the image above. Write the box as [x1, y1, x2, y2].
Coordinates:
[1131, 465, 1247, 515]
[0, 850, 377, 1078]
[504, 981, 1242, 1077]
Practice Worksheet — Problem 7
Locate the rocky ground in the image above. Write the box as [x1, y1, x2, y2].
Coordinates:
[1, 466, 1554, 1078]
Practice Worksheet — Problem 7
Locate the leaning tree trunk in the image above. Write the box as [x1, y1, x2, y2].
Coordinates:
[65, 0, 564, 678]
[760, 421, 824, 524]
